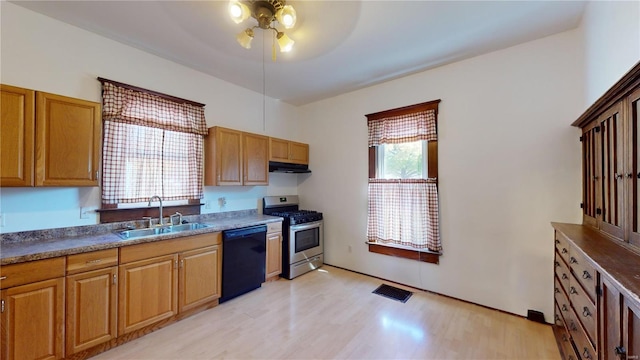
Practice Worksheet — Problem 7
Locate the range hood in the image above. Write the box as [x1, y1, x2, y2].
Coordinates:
[269, 161, 311, 173]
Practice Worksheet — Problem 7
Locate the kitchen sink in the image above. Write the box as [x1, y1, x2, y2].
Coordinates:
[115, 223, 211, 240]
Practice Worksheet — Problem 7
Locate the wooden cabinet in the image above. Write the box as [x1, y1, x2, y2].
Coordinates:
[0, 84, 101, 187]
[118, 254, 178, 335]
[178, 245, 221, 312]
[265, 221, 283, 280]
[269, 137, 309, 164]
[65, 249, 118, 355]
[118, 232, 221, 334]
[0, 84, 35, 186]
[576, 63, 640, 247]
[0, 257, 66, 360]
[205, 126, 269, 186]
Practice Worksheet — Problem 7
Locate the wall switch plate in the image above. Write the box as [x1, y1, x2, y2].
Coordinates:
[205, 200, 212, 209]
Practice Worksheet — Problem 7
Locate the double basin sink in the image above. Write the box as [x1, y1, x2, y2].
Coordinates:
[115, 223, 211, 240]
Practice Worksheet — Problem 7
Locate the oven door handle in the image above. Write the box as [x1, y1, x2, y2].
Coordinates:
[290, 221, 323, 231]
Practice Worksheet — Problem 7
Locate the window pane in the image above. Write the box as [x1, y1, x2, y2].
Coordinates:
[380, 140, 426, 179]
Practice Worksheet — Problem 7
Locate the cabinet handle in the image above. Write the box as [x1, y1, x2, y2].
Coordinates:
[582, 307, 591, 317]
[593, 176, 599, 181]
[555, 287, 560, 294]
[112, 274, 117, 285]
[569, 321, 577, 331]
[583, 348, 592, 359]
[555, 261, 560, 268]
[615, 346, 627, 357]
[562, 248, 568, 254]
[637, 172, 640, 179]
[1, 299, 4, 313]
[86, 259, 102, 264]
[570, 286, 578, 294]
[570, 256, 577, 264]
[562, 273, 569, 280]
[0, 276, 6, 281]
[614, 173, 624, 180]
[555, 239, 560, 245]
[180, 259, 184, 268]
[174, 260, 178, 269]
[628, 173, 634, 179]
[562, 304, 568, 312]
[582, 270, 591, 280]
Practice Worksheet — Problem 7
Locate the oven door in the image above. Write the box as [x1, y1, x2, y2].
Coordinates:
[289, 220, 323, 264]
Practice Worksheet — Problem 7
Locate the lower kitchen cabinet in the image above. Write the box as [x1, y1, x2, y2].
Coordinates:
[66, 266, 117, 354]
[265, 222, 283, 280]
[179, 245, 221, 312]
[623, 298, 640, 359]
[118, 254, 178, 335]
[1, 278, 65, 360]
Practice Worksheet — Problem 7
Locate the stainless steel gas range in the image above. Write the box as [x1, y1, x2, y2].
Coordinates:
[263, 195, 323, 279]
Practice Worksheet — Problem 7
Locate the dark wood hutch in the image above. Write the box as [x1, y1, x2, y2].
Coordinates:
[552, 61, 640, 360]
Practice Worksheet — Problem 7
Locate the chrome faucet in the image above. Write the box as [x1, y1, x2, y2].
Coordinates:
[148, 195, 164, 226]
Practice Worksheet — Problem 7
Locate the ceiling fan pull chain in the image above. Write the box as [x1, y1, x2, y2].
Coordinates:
[272, 31, 277, 61]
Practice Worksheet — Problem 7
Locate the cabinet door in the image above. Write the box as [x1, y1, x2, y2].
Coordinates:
[269, 137, 290, 162]
[178, 246, 221, 313]
[289, 141, 309, 164]
[216, 127, 243, 185]
[600, 276, 623, 360]
[598, 102, 625, 239]
[118, 254, 177, 335]
[0, 85, 35, 187]
[629, 88, 640, 247]
[35, 92, 101, 186]
[243, 132, 269, 185]
[582, 122, 601, 228]
[624, 297, 640, 360]
[265, 232, 282, 279]
[66, 267, 117, 355]
[1, 278, 64, 360]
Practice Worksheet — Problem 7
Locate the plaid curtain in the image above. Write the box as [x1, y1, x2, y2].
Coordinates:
[367, 179, 440, 251]
[101, 83, 205, 204]
[368, 109, 436, 146]
[367, 108, 441, 252]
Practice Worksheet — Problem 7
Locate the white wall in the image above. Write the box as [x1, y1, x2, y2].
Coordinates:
[581, 0, 640, 103]
[297, 29, 585, 318]
[0, 2, 299, 233]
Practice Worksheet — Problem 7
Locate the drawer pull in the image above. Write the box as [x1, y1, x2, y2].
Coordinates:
[582, 307, 592, 317]
[582, 270, 592, 280]
[570, 286, 578, 294]
[555, 261, 560, 268]
[555, 239, 560, 245]
[562, 248, 568, 254]
[583, 348, 592, 359]
[562, 304, 568, 312]
[569, 321, 577, 331]
[615, 346, 626, 356]
[0, 276, 6, 281]
[570, 256, 577, 264]
[555, 287, 560, 294]
[562, 334, 568, 342]
[562, 273, 569, 280]
[86, 259, 102, 264]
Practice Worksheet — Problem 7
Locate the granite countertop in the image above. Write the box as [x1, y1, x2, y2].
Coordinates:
[0, 212, 283, 266]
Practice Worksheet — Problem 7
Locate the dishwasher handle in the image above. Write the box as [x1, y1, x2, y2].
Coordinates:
[223, 225, 267, 239]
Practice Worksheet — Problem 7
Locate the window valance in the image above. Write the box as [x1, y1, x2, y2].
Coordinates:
[102, 81, 207, 136]
[367, 109, 437, 147]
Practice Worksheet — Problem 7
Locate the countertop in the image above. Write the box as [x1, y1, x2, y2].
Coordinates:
[0, 213, 283, 266]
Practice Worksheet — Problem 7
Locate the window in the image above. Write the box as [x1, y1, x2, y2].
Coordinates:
[366, 100, 441, 263]
[100, 80, 207, 209]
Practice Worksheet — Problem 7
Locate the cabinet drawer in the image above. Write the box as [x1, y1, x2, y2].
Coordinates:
[567, 249, 596, 303]
[555, 231, 571, 265]
[554, 277, 571, 321]
[555, 251, 570, 292]
[555, 322, 579, 360]
[67, 248, 119, 275]
[569, 280, 596, 346]
[565, 307, 596, 360]
[267, 221, 282, 233]
[0, 257, 65, 289]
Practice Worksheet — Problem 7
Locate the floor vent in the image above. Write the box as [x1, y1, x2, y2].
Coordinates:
[372, 284, 413, 303]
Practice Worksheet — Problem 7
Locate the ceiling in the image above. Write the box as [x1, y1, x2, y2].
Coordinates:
[12, 1, 586, 106]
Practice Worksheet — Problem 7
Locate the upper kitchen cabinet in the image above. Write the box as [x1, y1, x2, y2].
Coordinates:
[0, 85, 101, 187]
[36, 92, 101, 186]
[575, 61, 640, 248]
[204, 126, 268, 186]
[0, 85, 35, 186]
[269, 137, 309, 165]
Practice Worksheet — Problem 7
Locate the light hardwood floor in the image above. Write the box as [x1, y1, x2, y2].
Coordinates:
[93, 266, 560, 359]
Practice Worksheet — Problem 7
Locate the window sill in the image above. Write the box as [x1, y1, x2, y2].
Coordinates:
[367, 242, 440, 264]
[96, 203, 203, 223]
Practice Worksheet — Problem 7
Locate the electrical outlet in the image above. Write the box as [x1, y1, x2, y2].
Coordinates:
[218, 197, 227, 208]
[205, 200, 212, 209]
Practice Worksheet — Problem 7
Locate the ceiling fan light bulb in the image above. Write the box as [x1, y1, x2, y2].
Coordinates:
[229, 1, 250, 24]
[277, 32, 294, 52]
[276, 5, 296, 29]
[236, 28, 254, 49]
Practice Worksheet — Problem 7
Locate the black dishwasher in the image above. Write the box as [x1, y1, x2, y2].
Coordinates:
[220, 225, 267, 303]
